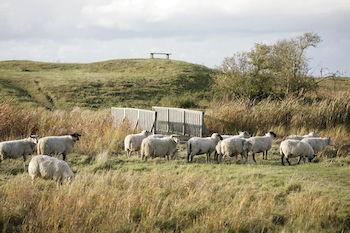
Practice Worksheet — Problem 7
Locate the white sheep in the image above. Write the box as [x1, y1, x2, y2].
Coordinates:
[0, 135, 39, 169]
[140, 135, 179, 160]
[286, 132, 320, 140]
[37, 133, 81, 161]
[301, 137, 331, 154]
[28, 155, 74, 186]
[124, 130, 150, 157]
[215, 131, 251, 161]
[147, 134, 166, 139]
[279, 139, 315, 165]
[216, 137, 252, 163]
[221, 131, 251, 140]
[187, 133, 223, 163]
[246, 131, 276, 162]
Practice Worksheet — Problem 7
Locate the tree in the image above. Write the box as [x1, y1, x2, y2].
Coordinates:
[214, 32, 321, 100]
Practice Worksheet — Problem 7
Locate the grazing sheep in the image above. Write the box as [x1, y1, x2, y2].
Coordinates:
[0, 135, 39, 169]
[215, 131, 251, 161]
[147, 134, 166, 139]
[279, 139, 315, 165]
[221, 131, 251, 140]
[301, 137, 331, 154]
[124, 130, 150, 157]
[28, 155, 74, 186]
[216, 138, 252, 163]
[140, 135, 179, 160]
[37, 133, 81, 161]
[286, 132, 320, 140]
[247, 131, 276, 162]
[187, 133, 223, 163]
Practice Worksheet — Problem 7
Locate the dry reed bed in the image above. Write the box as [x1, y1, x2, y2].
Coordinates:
[1, 169, 349, 233]
[206, 94, 350, 144]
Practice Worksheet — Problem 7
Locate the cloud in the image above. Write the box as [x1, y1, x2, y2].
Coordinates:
[0, 0, 349, 73]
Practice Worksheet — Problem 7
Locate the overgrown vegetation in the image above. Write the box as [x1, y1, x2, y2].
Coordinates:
[206, 93, 350, 144]
[214, 33, 321, 100]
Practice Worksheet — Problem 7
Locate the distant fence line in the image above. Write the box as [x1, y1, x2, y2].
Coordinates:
[111, 107, 157, 132]
[111, 107, 205, 137]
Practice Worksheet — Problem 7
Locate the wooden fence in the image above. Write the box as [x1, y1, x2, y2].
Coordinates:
[111, 107, 205, 137]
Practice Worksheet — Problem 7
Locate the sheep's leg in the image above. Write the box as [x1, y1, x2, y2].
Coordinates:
[303, 156, 306, 163]
[243, 153, 248, 163]
[206, 153, 210, 163]
[186, 153, 191, 163]
[62, 153, 66, 161]
[265, 150, 268, 160]
[297, 156, 302, 164]
[22, 155, 26, 172]
[286, 157, 291, 166]
[281, 154, 285, 166]
[252, 153, 256, 163]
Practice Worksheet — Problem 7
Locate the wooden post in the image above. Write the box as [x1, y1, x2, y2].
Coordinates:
[200, 112, 204, 137]
[167, 109, 170, 133]
[152, 111, 157, 133]
[183, 110, 186, 135]
[166, 54, 170, 59]
[150, 53, 154, 59]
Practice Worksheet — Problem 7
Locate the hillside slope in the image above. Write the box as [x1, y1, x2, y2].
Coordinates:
[0, 59, 214, 109]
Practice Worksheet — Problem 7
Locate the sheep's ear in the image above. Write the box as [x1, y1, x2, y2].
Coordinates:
[218, 135, 223, 140]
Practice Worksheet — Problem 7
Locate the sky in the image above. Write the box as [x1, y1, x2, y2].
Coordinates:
[0, 0, 349, 75]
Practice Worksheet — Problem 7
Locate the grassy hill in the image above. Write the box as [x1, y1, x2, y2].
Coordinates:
[0, 59, 214, 109]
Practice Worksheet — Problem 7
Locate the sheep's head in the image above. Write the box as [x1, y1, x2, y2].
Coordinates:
[65, 174, 75, 184]
[29, 135, 39, 144]
[267, 131, 277, 138]
[239, 131, 251, 138]
[70, 133, 81, 142]
[141, 130, 150, 136]
[170, 135, 180, 143]
[308, 132, 320, 137]
[211, 133, 223, 141]
[308, 154, 316, 162]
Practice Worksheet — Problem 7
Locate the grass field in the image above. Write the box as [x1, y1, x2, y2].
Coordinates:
[0, 59, 213, 109]
[1, 143, 350, 233]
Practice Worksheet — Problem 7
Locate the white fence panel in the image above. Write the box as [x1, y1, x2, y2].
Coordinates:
[111, 107, 156, 132]
[152, 107, 204, 137]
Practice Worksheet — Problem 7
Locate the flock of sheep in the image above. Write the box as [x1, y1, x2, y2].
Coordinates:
[0, 133, 80, 185]
[0, 129, 331, 185]
[125, 130, 331, 166]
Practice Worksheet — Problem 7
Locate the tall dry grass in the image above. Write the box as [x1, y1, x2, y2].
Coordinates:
[0, 101, 131, 156]
[206, 93, 350, 144]
[1, 169, 349, 233]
